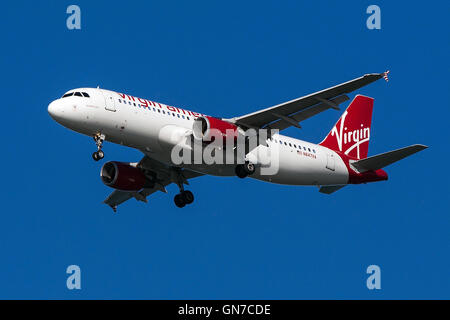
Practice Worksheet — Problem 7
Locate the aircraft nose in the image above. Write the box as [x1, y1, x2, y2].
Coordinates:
[48, 100, 63, 120]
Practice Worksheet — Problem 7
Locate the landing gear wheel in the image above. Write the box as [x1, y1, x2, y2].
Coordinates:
[92, 151, 101, 161]
[181, 190, 194, 204]
[97, 150, 104, 159]
[235, 165, 248, 179]
[174, 194, 186, 208]
[244, 161, 255, 175]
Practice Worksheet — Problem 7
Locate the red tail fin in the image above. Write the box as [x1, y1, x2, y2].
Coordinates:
[319, 95, 374, 159]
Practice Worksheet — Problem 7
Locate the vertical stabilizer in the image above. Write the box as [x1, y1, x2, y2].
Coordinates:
[319, 95, 374, 159]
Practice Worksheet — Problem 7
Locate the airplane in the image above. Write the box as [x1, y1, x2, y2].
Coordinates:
[48, 71, 427, 212]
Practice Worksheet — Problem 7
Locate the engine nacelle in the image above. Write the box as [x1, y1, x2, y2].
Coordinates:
[192, 116, 239, 144]
[100, 161, 148, 191]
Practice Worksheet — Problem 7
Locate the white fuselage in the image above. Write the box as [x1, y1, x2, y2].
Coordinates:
[48, 88, 349, 186]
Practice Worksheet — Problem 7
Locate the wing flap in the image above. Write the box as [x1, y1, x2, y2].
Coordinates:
[267, 95, 349, 131]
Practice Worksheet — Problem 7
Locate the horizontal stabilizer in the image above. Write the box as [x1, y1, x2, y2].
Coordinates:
[352, 144, 428, 172]
[319, 185, 346, 194]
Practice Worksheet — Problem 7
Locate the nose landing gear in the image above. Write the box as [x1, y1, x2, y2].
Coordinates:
[92, 150, 104, 161]
[92, 133, 105, 161]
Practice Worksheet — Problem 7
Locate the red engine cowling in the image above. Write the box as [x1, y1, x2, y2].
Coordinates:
[192, 116, 238, 144]
[100, 161, 147, 191]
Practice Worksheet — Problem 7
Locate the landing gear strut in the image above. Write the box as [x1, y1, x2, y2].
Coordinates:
[92, 133, 105, 161]
[235, 161, 255, 178]
[173, 170, 195, 208]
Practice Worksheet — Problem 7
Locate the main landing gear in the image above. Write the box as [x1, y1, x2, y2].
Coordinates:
[174, 190, 194, 208]
[235, 161, 255, 178]
[173, 169, 195, 208]
[92, 133, 105, 161]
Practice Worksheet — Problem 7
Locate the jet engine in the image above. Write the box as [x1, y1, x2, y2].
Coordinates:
[192, 116, 239, 144]
[100, 161, 152, 191]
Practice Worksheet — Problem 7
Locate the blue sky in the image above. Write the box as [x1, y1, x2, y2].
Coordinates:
[0, 0, 448, 299]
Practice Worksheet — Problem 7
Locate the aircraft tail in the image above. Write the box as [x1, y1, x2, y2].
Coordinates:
[319, 95, 373, 159]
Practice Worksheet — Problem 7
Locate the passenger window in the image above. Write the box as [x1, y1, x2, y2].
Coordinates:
[288, 143, 292, 147]
[157, 109, 160, 113]
[187, 116, 190, 120]
[313, 149, 316, 153]
[308, 148, 311, 152]
[74, 92, 82, 97]
[118, 99, 122, 103]
[279, 141, 282, 145]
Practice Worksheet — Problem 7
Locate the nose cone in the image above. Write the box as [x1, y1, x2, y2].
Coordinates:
[48, 100, 63, 121]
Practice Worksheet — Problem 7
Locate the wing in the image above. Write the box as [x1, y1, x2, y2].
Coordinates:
[228, 72, 389, 130]
[103, 155, 204, 212]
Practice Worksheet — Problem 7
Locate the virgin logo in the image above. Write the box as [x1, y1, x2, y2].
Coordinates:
[330, 111, 370, 159]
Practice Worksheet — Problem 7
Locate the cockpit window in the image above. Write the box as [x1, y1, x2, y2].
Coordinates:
[62, 91, 90, 98]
